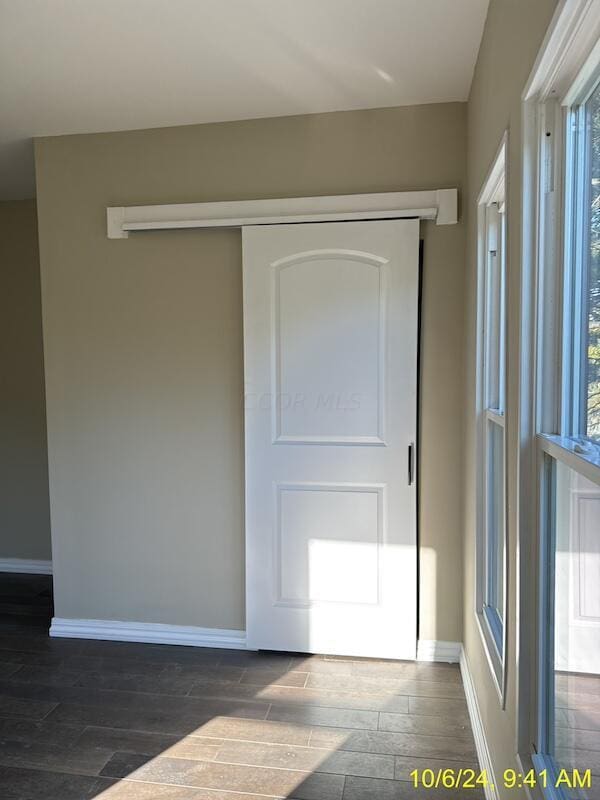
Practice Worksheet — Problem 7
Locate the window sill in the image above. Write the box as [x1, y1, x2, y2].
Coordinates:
[537, 434, 600, 487]
[475, 609, 505, 707]
[483, 604, 503, 654]
[531, 754, 571, 800]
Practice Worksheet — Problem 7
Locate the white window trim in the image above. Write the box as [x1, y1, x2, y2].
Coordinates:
[518, 0, 600, 790]
[476, 133, 509, 707]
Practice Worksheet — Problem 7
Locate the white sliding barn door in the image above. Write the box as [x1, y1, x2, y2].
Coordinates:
[243, 220, 419, 659]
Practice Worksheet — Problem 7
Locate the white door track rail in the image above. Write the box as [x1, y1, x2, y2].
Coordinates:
[107, 188, 458, 238]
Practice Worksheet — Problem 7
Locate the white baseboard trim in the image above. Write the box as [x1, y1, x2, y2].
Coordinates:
[416, 639, 461, 663]
[0, 559, 52, 575]
[460, 645, 498, 800]
[50, 618, 247, 650]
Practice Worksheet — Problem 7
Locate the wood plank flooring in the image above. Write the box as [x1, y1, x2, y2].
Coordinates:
[556, 671, 600, 795]
[0, 574, 481, 799]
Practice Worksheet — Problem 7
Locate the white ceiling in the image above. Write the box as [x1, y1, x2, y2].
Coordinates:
[0, 0, 488, 200]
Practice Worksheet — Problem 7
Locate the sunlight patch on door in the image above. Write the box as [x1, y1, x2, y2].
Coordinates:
[275, 483, 382, 607]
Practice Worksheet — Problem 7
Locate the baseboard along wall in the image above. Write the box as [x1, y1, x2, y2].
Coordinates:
[50, 617, 247, 650]
[0, 559, 52, 575]
[460, 646, 499, 800]
[416, 639, 462, 663]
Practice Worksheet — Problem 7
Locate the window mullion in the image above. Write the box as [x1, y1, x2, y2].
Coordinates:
[499, 207, 507, 413]
[569, 103, 588, 437]
[538, 99, 565, 437]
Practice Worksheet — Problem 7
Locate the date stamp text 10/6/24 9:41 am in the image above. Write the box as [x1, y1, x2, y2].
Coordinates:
[410, 767, 592, 791]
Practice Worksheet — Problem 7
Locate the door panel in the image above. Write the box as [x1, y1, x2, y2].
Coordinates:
[277, 483, 382, 606]
[274, 250, 385, 443]
[243, 220, 419, 659]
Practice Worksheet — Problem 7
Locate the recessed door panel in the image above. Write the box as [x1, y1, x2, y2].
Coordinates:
[274, 254, 385, 443]
[277, 483, 382, 606]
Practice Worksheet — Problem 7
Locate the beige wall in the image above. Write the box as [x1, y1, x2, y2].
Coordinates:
[35, 103, 466, 636]
[463, 1, 557, 795]
[0, 200, 51, 561]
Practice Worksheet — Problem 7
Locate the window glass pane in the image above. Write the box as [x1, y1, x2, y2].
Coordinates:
[485, 419, 504, 652]
[549, 459, 600, 787]
[485, 204, 503, 411]
[585, 82, 600, 439]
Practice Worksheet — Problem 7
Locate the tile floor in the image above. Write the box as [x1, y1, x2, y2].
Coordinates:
[0, 574, 481, 799]
[556, 671, 600, 787]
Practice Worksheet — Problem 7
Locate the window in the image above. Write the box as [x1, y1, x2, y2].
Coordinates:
[476, 139, 507, 699]
[518, 2, 600, 788]
[574, 81, 600, 441]
[529, 56, 600, 797]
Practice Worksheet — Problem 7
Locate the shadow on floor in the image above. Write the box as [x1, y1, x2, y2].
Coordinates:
[0, 573, 482, 800]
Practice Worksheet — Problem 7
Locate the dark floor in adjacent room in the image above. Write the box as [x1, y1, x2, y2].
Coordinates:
[0, 573, 481, 799]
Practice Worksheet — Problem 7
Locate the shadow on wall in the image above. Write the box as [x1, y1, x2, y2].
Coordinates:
[0, 200, 52, 564]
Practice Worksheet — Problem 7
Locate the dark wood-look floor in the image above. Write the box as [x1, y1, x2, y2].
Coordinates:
[0, 574, 481, 800]
[556, 671, 600, 799]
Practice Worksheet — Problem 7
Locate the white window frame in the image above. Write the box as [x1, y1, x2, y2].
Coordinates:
[518, 1, 600, 793]
[476, 135, 509, 705]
